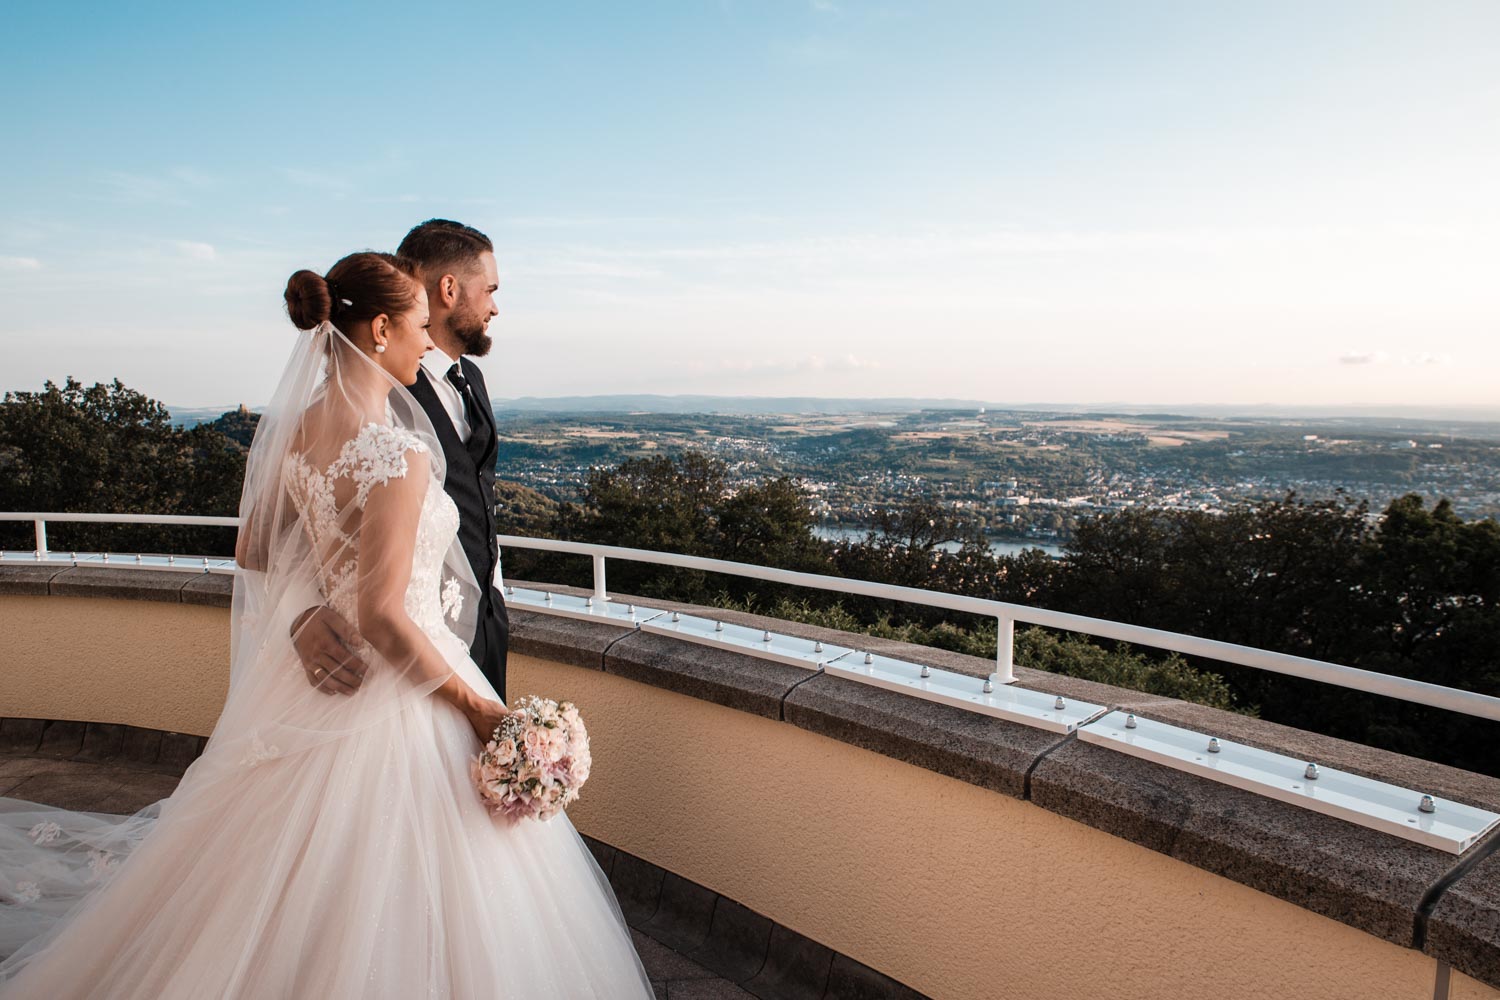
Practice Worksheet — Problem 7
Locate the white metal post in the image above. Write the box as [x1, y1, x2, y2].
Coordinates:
[33, 519, 47, 560]
[592, 554, 607, 603]
[995, 614, 1015, 685]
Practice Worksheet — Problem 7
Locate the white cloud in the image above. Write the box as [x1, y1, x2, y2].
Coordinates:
[175, 241, 217, 261]
[275, 167, 352, 195]
[687, 354, 879, 380]
[0, 256, 41, 271]
[774, 37, 851, 64]
[1340, 351, 1453, 367]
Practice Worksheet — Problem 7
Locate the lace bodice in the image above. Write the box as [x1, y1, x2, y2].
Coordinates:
[284, 423, 464, 644]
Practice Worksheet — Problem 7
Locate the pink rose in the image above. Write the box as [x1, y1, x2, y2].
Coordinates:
[489, 739, 518, 767]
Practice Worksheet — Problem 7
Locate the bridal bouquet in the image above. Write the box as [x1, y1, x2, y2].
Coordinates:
[471, 695, 591, 823]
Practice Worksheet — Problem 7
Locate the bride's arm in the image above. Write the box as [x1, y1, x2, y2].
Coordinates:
[356, 449, 501, 736]
[234, 507, 267, 571]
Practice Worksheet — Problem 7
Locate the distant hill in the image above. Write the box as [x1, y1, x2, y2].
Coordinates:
[172, 396, 1500, 428]
[492, 395, 992, 415]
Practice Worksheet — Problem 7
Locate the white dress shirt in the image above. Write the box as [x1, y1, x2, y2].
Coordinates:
[419, 346, 471, 443]
[418, 347, 503, 589]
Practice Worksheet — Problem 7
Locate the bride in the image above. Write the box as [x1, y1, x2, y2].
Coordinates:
[0, 252, 655, 998]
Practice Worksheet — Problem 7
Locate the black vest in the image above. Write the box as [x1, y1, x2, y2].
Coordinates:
[407, 361, 508, 694]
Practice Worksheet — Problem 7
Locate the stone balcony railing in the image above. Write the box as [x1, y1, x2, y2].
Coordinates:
[2, 560, 1499, 1000]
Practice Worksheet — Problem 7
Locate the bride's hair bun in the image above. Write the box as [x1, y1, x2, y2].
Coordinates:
[282, 254, 419, 332]
[284, 270, 332, 330]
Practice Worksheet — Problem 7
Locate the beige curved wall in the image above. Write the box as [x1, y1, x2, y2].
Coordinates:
[0, 595, 228, 736]
[2, 594, 1495, 1000]
[516, 653, 1484, 1000]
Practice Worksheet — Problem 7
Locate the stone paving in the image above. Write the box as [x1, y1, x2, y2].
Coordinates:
[0, 732, 746, 999]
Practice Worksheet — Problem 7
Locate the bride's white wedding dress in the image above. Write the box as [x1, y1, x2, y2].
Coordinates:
[0, 418, 654, 998]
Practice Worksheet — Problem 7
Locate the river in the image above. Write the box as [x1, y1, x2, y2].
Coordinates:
[812, 525, 1065, 559]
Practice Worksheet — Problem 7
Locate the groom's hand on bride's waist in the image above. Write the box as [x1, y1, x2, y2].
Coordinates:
[291, 606, 369, 696]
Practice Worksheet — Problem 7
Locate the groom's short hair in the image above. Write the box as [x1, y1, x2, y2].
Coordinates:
[397, 219, 493, 276]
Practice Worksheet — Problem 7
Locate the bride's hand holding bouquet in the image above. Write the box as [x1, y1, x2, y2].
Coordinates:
[470, 696, 591, 824]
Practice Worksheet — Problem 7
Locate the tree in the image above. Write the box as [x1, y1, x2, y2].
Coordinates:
[205, 404, 261, 451]
[717, 476, 825, 571]
[0, 379, 245, 555]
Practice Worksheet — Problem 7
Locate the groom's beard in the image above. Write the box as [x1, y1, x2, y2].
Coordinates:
[448, 312, 493, 358]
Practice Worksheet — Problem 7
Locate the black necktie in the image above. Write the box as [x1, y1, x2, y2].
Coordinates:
[446, 363, 482, 436]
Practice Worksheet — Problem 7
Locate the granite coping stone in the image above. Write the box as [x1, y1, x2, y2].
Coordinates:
[508, 608, 619, 671]
[0, 564, 69, 595]
[1031, 738, 1472, 947]
[180, 573, 234, 607]
[0, 563, 237, 606]
[605, 628, 811, 720]
[1425, 844, 1500, 986]
[505, 582, 818, 720]
[783, 670, 1065, 799]
[47, 566, 193, 603]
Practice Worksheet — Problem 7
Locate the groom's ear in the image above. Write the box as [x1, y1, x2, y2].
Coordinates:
[437, 273, 459, 308]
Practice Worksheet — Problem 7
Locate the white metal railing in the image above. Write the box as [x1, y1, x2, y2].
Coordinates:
[5, 512, 1500, 724]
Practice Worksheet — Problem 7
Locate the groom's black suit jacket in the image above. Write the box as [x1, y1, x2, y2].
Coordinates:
[408, 360, 509, 701]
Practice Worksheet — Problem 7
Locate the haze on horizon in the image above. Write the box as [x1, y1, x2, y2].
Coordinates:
[2, 2, 1496, 411]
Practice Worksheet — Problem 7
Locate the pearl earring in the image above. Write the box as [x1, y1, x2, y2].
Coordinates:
[375, 344, 386, 354]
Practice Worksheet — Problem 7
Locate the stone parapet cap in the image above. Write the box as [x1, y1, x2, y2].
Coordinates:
[0, 563, 234, 607]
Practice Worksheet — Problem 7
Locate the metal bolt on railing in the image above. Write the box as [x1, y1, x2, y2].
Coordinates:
[626, 604, 635, 615]
[543, 591, 552, 603]
[1054, 696, 1066, 711]
[135, 554, 142, 564]
[762, 630, 772, 643]
[102, 552, 109, 563]
[506, 585, 514, 597]
[814, 640, 823, 654]
[1420, 795, 1437, 814]
[671, 611, 681, 623]
[1207, 738, 1221, 753]
[920, 664, 931, 678]
[982, 676, 994, 693]
[1125, 713, 1137, 729]
[715, 621, 724, 632]
[585, 597, 594, 608]
[166, 555, 174, 566]
[864, 652, 874, 665]
[1305, 763, 1320, 780]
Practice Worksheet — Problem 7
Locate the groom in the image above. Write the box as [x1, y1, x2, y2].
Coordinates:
[291, 219, 510, 701]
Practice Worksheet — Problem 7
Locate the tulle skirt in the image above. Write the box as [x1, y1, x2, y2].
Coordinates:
[0, 634, 653, 999]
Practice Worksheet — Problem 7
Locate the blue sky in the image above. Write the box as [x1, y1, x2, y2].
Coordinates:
[2, 1, 1497, 409]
